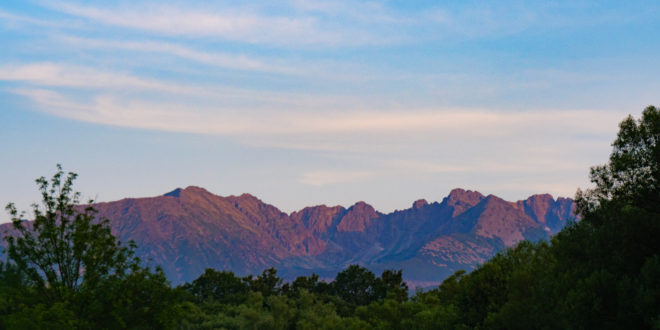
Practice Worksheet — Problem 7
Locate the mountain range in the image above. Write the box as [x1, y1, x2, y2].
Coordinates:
[0, 187, 575, 287]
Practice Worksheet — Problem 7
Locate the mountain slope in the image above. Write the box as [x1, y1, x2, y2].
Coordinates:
[0, 187, 575, 285]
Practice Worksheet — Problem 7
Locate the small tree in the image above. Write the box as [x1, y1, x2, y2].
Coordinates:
[184, 268, 249, 304]
[333, 265, 378, 306]
[249, 267, 283, 297]
[4, 164, 139, 303]
[378, 269, 408, 302]
[576, 105, 660, 215]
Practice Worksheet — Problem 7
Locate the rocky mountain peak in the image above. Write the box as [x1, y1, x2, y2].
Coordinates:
[523, 194, 555, 223]
[443, 188, 485, 216]
[290, 205, 345, 234]
[413, 199, 429, 209]
[164, 186, 212, 198]
[526, 194, 554, 206]
[336, 201, 380, 232]
[163, 188, 183, 197]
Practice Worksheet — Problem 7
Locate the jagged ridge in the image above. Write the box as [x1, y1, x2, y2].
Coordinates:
[0, 187, 575, 285]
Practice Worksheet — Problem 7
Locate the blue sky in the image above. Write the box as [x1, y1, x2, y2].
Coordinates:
[1, 1, 659, 221]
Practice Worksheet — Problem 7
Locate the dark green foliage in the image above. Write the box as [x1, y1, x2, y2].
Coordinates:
[183, 268, 249, 304]
[248, 267, 283, 297]
[332, 265, 379, 307]
[378, 269, 408, 302]
[76, 266, 181, 329]
[555, 106, 660, 329]
[288, 273, 323, 294]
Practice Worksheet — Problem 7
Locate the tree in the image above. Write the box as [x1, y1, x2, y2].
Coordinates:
[576, 105, 660, 215]
[4, 165, 139, 303]
[377, 269, 408, 302]
[2, 165, 179, 328]
[248, 267, 283, 297]
[552, 106, 660, 329]
[332, 265, 378, 307]
[184, 268, 249, 304]
[570, 106, 660, 273]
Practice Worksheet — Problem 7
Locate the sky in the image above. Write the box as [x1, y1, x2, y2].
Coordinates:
[1, 1, 659, 221]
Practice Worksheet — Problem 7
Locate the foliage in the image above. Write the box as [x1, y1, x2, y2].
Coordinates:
[332, 265, 379, 307]
[378, 269, 408, 303]
[249, 267, 283, 297]
[183, 269, 249, 304]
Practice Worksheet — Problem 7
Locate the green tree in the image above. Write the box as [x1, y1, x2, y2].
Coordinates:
[377, 269, 408, 302]
[249, 267, 283, 297]
[549, 106, 660, 329]
[2, 165, 178, 328]
[332, 265, 379, 307]
[576, 105, 660, 215]
[290, 273, 321, 293]
[184, 268, 249, 304]
[4, 165, 140, 303]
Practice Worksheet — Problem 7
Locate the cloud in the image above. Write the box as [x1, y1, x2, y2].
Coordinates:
[391, 158, 595, 176]
[290, 0, 409, 24]
[300, 170, 374, 186]
[476, 181, 585, 200]
[45, 2, 390, 47]
[1, 62, 625, 142]
[6, 84, 625, 141]
[0, 63, 363, 109]
[0, 9, 71, 28]
[58, 36, 297, 74]
[0, 63, 188, 92]
[52, 35, 415, 83]
[11, 1, 645, 51]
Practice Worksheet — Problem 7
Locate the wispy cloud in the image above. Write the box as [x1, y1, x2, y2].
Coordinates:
[58, 36, 297, 74]
[8, 85, 623, 139]
[0, 63, 185, 92]
[0, 9, 72, 28]
[477, 181, 585, 200]
[52, 35, 413, 83]
[300, 170, 374, 186]
[0, 62, 625, 146]
[391, 158, 594, 176]
[45, 2, 391, 47]
[0, 63, 363, 108]
[290, 0, 410, 24]
[8, 1, 647, 50]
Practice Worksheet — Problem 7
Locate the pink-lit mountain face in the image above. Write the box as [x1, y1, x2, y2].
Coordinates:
[0, 187, 574, 286]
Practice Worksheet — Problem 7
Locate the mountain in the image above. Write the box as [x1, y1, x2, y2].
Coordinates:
[0, 187, 575, 286]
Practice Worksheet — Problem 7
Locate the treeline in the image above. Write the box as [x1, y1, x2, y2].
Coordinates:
[1, 106, 659, 329]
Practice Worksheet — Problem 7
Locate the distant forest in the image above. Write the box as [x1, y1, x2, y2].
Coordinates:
[1, 106, 659, 329]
